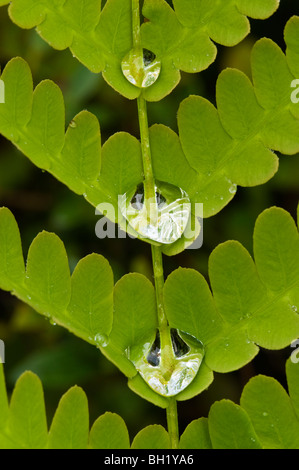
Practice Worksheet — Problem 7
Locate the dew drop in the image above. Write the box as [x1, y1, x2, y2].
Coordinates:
[119, 181, 191, 245]
[262, 412, 268, 417]
[229, 183, 237, 194]
[129, 329, 204, 397]
[121, 47, 161, 88]
[69, 119, 77, 128]
[94, 333, 109, 347]
[147, 331, 161, 366]
[171, 328, 190, 358]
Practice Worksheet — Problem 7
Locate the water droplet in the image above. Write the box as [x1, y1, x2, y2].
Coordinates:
[147, 331, 161, 366]
[69, 119, 77, 128]
[49, 318, 57, 326]
[262, 412, 268, 417]
[171, 329, 190, 357]
[119, 181, 191, 245]
[121, 47, 161, 88]
[94, 333, 109, 347]
[291, 305, 298, 312]
[129, 329, 204, 397]
[26, 294, 32, 300]
[229, 183, 237, 194]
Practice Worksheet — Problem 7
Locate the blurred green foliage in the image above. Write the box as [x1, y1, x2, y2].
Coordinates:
[0, 0, 298, 439]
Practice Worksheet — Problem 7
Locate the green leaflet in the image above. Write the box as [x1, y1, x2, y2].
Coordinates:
[25, 232, 71, 318]
[131, 425, 171, 449]
[89, 412, 130, 449]
[179, 418, 212, 449]
[240, 361, 299, 449]
[208, 401, 262, 449]
[0, 371, 48, 449]
[164, 206, 299, 378]
[0, 207, 25, 291]
[48, 386, 89, 449]
[1, 0, 279, 100]
[104, 272, 158, 380]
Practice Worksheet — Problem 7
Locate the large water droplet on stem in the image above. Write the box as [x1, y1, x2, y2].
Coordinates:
[121, 47, 161, 88]
[127, 329, 204, 397]
[119, 181, 191, 245]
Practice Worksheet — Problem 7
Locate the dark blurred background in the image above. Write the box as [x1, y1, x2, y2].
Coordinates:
[0, 0, 298, 441]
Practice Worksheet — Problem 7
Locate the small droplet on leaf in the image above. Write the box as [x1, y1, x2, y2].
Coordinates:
[94, 333, 109, 347]
[129, 329, 204, 397]
[69, 120, 77, 128]
[146, 331, 161, 366]
[121, 47, 161, 88]
[119, 181, 191, 245]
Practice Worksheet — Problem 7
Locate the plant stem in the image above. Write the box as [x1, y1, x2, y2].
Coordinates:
[151, 244, 179, 449]
[132, 0, 141, 48]
[132, 0, 180, 450]
[167, 397, 180, 450]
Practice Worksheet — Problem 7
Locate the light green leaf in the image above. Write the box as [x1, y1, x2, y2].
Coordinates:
[18, 80, 65, 169]
[48, 386, 89, 449]
[285, 15, 299, 78]
[109, 273, 157, 354]
[0, 207, 25, 291]
[25, 231, 71, 318]
[131, 425, 171, 449]
[240, 375, 299, 449]
[216, 68, 264, 139]
[98, 132, 143, 206]
[0, 57, 32, 141]
[179, 418, 212, 449]
[67, 253, 114, 343]
[208, 400, 262, 449]
[164, 268, 223, 344]
[7, 371, 48, 449]
[253, 207, 299, 293]
[58, 111, 101, 195]
[89, 412, 130, 449]
[209, 242, 267, 324]
[150, 124, 198, 198]
[236, 0, 280, 19]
